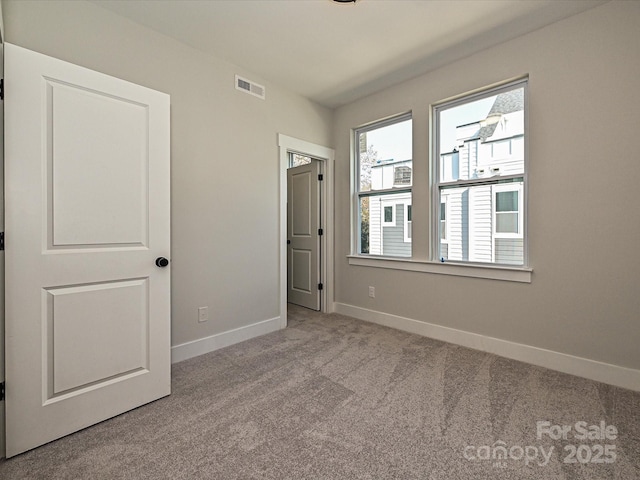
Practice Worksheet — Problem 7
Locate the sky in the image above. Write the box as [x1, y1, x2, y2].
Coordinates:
[364, 96, 495, 160]
[366, 119, 412, 162]
[439, 96, 495, 152]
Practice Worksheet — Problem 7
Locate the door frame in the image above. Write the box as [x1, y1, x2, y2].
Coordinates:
[0, 3, 5, 458]
[278, 134, 334, 327]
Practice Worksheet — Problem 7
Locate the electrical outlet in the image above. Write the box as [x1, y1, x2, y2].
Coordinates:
[198, 306, 208, 323]
[368, 286, 375, 298]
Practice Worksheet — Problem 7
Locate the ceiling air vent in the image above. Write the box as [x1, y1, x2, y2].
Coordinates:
[235, 75, 265, 100]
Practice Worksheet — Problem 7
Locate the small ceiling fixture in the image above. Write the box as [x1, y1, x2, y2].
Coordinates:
[333, 0, 357, 3]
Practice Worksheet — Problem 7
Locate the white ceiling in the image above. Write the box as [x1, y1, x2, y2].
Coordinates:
[92, 0, 607, 108]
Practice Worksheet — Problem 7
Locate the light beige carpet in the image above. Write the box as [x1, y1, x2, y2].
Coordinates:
[1, 305, 638, 479]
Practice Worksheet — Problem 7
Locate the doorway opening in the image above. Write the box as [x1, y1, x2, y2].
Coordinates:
[287, 155, 322, 311]
[278, 135, 334, 328]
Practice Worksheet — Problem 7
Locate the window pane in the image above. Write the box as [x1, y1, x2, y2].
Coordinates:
[435, 80, 526, 266]
[359, 197, 370, 254]
[358, 118, 412, 192]
[360, 193, 411, 257]
[384, 206, 393, 223]
[439, 181, 523, 264]
[496, 191, 518, 212]
[439, 87, 524, 182]
[496, 212, 518, 233]
[290, 153, 311, 167]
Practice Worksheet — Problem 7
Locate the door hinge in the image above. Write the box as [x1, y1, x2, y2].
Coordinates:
[318, 283, 323, 291]
[0, 232, 4, 251]
[318, 228, 323, 236]
[0, 79, 4, 100]
[318, 174, 323, 181]
[0, 382, 4, 401]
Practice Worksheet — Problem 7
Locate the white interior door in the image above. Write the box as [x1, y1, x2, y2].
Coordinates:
[4, 43, 171, 457]
[287, 162, 320, 310]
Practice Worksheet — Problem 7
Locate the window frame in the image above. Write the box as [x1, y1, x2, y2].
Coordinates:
[354, 112, 413, 256]
[432, 78, 528, 267]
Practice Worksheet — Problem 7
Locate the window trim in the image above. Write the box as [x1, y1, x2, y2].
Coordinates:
[347, 255, 532, 283]
[432, 78, 528, 267]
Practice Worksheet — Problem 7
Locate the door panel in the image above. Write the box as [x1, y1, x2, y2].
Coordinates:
[291, 173, 311, 236]
[291, 249, 312, 293]
[49, 79, 149, 247]
[45, 279, 148, 396]
[287, 162, 320, 310]
[4, 43, 171, 457]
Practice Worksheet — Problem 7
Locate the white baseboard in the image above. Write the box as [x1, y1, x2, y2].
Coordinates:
[171, 316, 282, 364]
[334, 303, 640, 392]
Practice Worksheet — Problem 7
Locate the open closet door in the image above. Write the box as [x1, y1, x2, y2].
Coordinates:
[4, 43, 171, 457]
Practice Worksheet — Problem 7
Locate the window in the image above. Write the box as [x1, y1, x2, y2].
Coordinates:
[289, 153, 311, 167]
[492, 184, 524, 265]
[495, 189, 520, 234]
[382, 205, 395, 226]
[404, 204, 412, 243]
[355, 113, 412, 257]
[440, 199, 447, 241]
[434, 80, 527, 266]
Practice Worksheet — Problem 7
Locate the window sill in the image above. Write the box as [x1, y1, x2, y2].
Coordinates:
[347, 255, 532, 283]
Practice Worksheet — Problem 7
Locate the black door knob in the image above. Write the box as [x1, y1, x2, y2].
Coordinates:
[155, 257, 169, 267]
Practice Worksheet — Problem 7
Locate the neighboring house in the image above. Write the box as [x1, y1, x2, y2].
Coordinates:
[440, 89, 525, 265]
[368, 159, 412, 256]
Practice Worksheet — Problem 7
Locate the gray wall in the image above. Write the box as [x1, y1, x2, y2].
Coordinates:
[333, 1, 640, 370]
[1, 0, 333, 347]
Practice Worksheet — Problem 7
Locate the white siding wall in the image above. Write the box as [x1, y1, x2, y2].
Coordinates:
[369, 198, 381, 255]
[467, 140, 478, 177]
[447, 187, 466, 260]
[370, 167, 382, 191]
[469, 186, 493, 262]
[460, 142, 470, 179]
